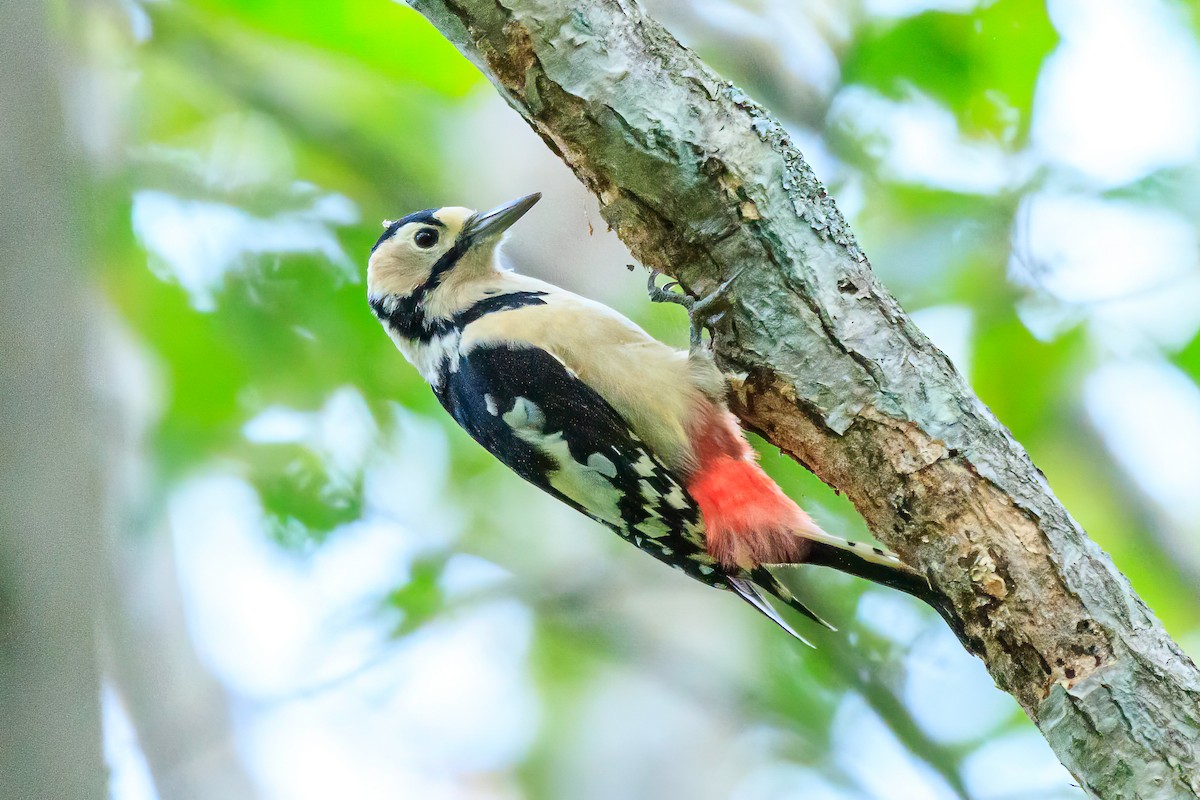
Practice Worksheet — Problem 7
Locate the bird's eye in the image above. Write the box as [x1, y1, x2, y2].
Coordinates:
[414, 228, 439, 249]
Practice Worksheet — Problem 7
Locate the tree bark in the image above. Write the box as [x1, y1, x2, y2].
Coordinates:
[403, 0, 1200, 796]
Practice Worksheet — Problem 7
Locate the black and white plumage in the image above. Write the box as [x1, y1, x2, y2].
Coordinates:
[366, 193, 950, 640]
[368, 198, 722, 584]
[442, 343, 717, 578]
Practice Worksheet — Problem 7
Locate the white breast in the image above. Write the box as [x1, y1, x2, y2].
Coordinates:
[389, 328, 461, 385]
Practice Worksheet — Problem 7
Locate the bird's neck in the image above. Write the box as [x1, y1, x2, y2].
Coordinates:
[372, 270, 552, 388]
[373, 268, 546, 342]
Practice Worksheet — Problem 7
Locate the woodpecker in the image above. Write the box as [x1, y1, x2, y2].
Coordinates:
[367, 192, 947, 642]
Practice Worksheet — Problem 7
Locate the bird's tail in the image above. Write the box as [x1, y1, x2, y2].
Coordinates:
[738, 528, 963, 641]
[726, 573, 819, 647]
[684, 400, 960, 637]
[717, 512, 965, 641]
[791, 539, 963, 638]
[686, 402, 913, 571]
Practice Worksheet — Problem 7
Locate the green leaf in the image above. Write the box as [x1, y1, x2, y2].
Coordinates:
[160, 1, 480, 98]
[844, 0, 1058, 141]
[385, 557, 447, 636]
[1174, 326, 1200, 384]
[255, 445, 364, 547]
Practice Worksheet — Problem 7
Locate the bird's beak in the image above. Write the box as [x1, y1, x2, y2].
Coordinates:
[463, 192, 541, 240]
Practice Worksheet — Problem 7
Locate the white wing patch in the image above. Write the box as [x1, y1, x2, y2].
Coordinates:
[496, 396, 703, 552]
[502, 396, 546, 431]
[586, 452, 618, 478]
[501, 397, 625, 527]
[635, 515, 671, 540]
[632, 453, 657, 477]
[663, 485, 690, 510]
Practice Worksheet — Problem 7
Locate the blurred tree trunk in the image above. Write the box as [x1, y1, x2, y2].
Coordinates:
[403, 1, 1200, 797]
[104, 525, 263, 800]
[0, 2, 105, 798]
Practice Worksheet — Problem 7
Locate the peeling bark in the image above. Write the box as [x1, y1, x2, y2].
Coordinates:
[403, 0, 1200, 795]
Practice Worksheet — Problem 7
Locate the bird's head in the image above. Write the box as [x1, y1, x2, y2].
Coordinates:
[367, 192, 541, 302]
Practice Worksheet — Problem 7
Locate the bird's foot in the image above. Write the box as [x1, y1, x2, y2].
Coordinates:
[645, 270, 693, 309]
[647, 268, 746, 350]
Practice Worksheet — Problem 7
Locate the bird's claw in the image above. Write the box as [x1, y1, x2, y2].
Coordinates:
[646, 271, 693, 310]
[646, 268, 746, 351]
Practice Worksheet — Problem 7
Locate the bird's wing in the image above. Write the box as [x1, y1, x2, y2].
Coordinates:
[436, 340, 839, 639]
[436, 342, 707, 558]
[458, 289, 702, 473]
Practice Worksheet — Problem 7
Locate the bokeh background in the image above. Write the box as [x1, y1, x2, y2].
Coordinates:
[6, 0, 1200, 798]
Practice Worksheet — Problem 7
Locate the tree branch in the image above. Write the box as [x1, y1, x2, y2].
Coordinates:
[403, 0, 1200, 795]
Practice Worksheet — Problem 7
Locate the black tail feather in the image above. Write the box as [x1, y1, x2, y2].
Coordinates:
[804, 541, 965, 641]
[727, 575, 816, 647]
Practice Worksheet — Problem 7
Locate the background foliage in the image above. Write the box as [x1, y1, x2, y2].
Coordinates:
[67, 0, 1200, 798]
